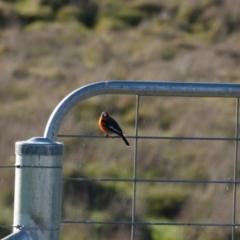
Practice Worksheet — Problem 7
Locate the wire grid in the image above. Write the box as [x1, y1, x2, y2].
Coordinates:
[59, 95, 240, 240]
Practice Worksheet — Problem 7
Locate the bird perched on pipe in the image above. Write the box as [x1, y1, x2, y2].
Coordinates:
[98, 112, 130, 147]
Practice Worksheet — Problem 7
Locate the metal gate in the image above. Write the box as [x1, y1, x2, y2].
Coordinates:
[2, 81, 240, 240]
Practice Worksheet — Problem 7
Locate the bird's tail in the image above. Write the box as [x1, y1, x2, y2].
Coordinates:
[121, 134, 130, 147]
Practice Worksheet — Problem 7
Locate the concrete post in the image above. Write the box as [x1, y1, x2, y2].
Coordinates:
[12, 137, 63, 240]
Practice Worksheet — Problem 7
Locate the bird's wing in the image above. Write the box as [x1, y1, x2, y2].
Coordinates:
[102, 118, 123, 135]
[108, 124, 123, 135]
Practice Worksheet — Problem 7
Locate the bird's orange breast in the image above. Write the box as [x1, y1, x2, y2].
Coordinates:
[98, 117, 110, 134]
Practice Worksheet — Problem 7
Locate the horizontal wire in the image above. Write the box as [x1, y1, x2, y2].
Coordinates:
[58, 134, 238, 141]
[15, 165, 62, 169]
[62, 177, 238, 184]
[61, 220, 240, 227]
[13, 225, 60, 231]
[0, 165, 62, 169]
[0, 166, 15, 169]
[0, 224, 13, 229]
[3, 221, 239, 230]
[0, 224, 60, 231]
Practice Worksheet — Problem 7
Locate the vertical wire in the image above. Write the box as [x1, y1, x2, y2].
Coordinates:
[232, 97, 239, 240]
[131, 95, 140, 240]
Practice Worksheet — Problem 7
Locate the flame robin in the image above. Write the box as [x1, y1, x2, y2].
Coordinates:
[99, 112, 130, 147]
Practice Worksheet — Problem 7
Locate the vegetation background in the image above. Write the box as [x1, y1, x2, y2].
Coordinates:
[0, 0, 240, 239]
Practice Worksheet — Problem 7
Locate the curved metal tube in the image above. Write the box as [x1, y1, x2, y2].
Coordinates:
[44, 80, 240, 140]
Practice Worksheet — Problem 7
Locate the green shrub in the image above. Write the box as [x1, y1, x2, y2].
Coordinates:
[56, 6, 82, 21]
[158, 107, 176, 129]
[149, 219, 184, 240]
[96, 15, 127, 31]
[130, 1, 162, 16]
[147, 189, 188, 219]
[114, 8, 144, 26]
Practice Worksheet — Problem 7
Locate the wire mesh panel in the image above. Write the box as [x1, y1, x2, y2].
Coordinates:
[54, 82, 240, 240]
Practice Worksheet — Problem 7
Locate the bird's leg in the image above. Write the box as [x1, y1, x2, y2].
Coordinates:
[105, 133, 114, 139]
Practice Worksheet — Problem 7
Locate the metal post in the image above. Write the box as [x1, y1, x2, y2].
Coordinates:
[12, 137, 63, 240]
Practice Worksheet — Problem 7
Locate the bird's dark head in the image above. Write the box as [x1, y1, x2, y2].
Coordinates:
[101, 112, 109, 117]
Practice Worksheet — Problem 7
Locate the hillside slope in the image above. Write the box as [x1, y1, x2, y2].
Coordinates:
[0, 0, 240, 239]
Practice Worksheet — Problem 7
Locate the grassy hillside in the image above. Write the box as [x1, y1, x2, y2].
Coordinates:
[0, 0, 240, 239]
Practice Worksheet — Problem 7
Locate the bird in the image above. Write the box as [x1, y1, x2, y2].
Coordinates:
[98, 112, 130, 147]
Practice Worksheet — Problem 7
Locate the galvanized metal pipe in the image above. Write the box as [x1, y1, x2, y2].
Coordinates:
[13, 137, 63, 240]
[44, 81, 240, 140]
